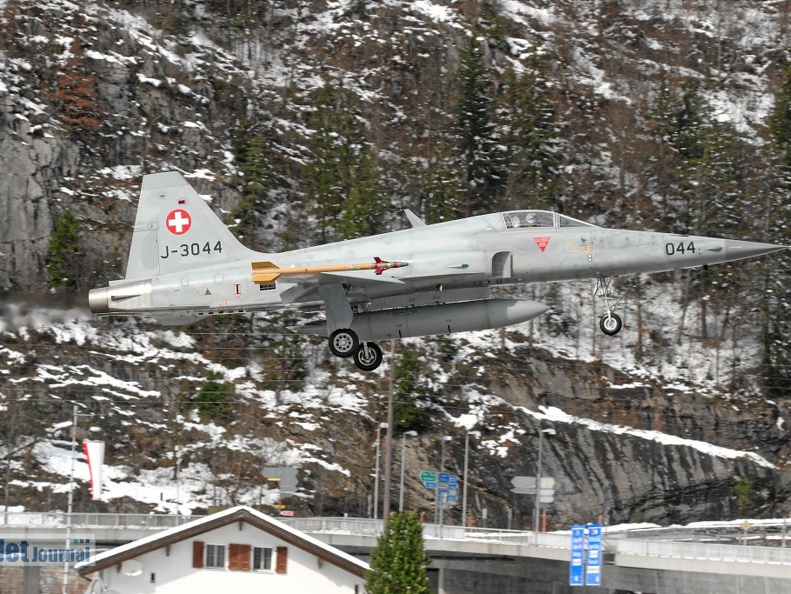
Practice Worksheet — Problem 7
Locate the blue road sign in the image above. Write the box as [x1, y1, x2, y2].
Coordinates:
[423, 480, 437, 489]
[569, 524, 585, 587]
[585, 523, 603, 586]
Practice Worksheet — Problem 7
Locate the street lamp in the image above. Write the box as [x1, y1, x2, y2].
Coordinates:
[534, 427, 556, 541]
[399, 431, 418, 512]
[436, 435, 452, 533]
[373, 422, 388, 520]
[461, 430, 480, 529]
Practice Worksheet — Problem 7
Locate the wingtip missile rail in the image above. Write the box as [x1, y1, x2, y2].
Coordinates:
[252, 257, 409, 284]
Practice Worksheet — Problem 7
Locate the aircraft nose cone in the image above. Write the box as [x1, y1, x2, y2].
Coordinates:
[724, 239, 787, 262]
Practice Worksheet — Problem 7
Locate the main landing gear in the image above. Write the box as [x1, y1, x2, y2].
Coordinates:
[328, 328, 384, 371]
[328, 328, 359, 358]
[595, 275, 623, 336]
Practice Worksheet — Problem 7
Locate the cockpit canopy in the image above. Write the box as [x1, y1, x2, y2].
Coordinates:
[502, 210, 596, 229]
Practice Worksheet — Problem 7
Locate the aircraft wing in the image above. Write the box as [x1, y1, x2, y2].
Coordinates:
[318, 271, 405, 287]
[278, 271, 405, 305]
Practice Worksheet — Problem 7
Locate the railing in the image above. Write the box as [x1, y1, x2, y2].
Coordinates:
[0, 512, 201, 529]
[280, 517, 549, 544]
[625, 519, 791, 542]
[280, 517, 385, 536]
[614, 537, 791, 565]
[4, 513, 791, 566]
[281, 517, 791, 564]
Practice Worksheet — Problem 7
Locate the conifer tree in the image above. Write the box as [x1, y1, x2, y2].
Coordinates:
[231, 118, 277, 247]
[769, 63, 791, 163]
[46, 210, 81, 291]
[763, 63, 791, 397]
[421, 144, 462, 224]
[646, 68, 684, 227]
[365, 511, 432, 594]
[195, 372, 232, 423]
[454, 36, 503, 216]
[393, 349, 430, 434]
[659, 77, 749, 340]
[500, 61, 561, 210]
[337, 144, 387, 240]
[305, 84, 384, 242]
[666, 78, 708, 232]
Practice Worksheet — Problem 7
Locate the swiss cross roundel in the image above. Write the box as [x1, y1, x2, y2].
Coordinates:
[166, 209, 192, 235]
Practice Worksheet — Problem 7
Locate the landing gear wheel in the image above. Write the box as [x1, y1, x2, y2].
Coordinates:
[599, 313, 623, 336]
[328, 329, 359, 358]
[354, 342, 383, 372]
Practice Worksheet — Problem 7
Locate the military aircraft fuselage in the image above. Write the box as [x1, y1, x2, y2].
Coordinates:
[88, 172, 785, 371]
[90, 209, 781, 319]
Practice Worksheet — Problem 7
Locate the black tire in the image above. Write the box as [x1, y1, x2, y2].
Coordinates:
[599, 313, 623, 336]
[354, 342, 383, 372]
[328, 328, 359, 358]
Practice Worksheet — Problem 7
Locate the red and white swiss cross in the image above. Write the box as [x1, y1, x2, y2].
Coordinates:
[166, 209, 192, 235]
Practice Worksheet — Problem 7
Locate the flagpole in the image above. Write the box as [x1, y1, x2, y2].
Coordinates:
[63, 404, 77, 594]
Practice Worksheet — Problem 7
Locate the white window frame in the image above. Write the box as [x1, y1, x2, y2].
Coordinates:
[205, 544, 226, 569]
[252, 546, 273, 572]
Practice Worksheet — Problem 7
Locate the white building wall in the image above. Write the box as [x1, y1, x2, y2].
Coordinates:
[95, 523, 365, 593]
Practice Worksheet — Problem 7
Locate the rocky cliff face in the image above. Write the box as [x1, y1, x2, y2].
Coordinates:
[1, 0, 789, 528]
[0, 0, 249, 295]
[1, 310, 786, 529]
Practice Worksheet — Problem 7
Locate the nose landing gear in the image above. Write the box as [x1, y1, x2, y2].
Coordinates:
[599, 311, 623, 336]
[354, 342, 383, 371]
[595, 275, 623, 336]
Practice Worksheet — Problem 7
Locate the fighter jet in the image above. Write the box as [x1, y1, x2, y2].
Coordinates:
[89, 171, 786, 371]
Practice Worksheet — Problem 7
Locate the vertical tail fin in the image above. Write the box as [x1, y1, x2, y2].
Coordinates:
[124, 172, 253, 279]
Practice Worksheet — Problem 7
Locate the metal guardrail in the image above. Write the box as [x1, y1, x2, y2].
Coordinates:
[281, 517, 791, 564]
[0, 512, 201, 529]
[279, 517, 555, 544]
[614, 537, 791, 565]
[3, 513, 790, 566]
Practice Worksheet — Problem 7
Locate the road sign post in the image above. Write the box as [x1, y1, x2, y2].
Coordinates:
[569, 524, 585, 586]
[570, 523, 604, 587]
[420, 470, 436, 481]
[420, 470, 459, 513]
[585, 523, 603, 587]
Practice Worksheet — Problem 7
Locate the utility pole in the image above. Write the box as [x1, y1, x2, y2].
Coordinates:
[373, 422, 387, 520]
[382, 340, 396, 520]
[461, 431, 473, 528]
[533, 427, 556, 543]
[438, 435, 452, 538]
[399, 431, 418, 512]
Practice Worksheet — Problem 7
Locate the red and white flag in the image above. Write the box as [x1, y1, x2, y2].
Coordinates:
[83, 440, 105, 500]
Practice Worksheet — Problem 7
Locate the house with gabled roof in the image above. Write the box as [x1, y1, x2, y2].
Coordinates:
[77, 506, 369, 593]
